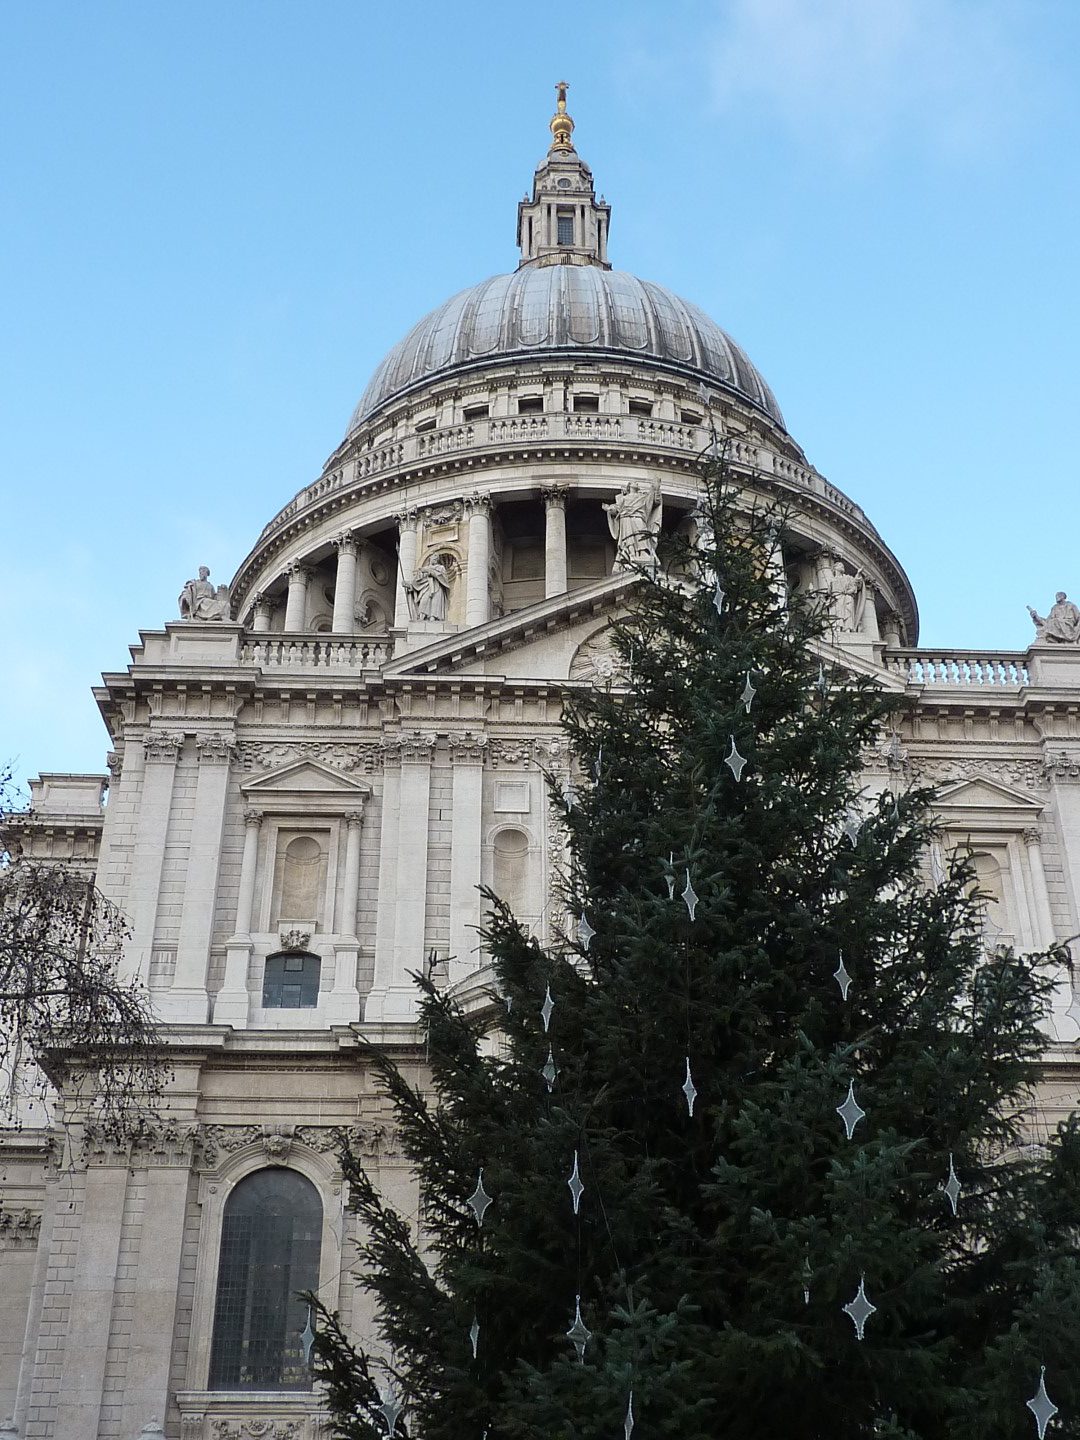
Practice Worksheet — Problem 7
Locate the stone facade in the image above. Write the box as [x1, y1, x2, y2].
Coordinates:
[4, 92, 1080, 1438]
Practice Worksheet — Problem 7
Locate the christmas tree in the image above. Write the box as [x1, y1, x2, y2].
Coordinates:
[313, 450, 1080, 1439]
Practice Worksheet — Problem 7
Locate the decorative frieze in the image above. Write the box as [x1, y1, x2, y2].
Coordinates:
[911, 756, 1048, 791]
[235, 741, 377, 773]
[1043, 751, 1080, 783]
[0, 1206, 41, 1247]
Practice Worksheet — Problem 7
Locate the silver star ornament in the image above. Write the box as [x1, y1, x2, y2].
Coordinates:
[624, 1391, 635, 1439]
[1027, 1367, 1059, 1439]
[467, 1169, 493, 1227]
[843, 1275, 877, 1340]
[943, 1153, 961, 1216]
[576, 912, 596, 951]
[301, 1305, 315, 1365]
[566, 1295, 592, 1363]
[377, 1381, 403, 1437]
[833, 954, 853, 1000]
[682, 1056, 698, 1117]
[540, 984, 554, 1033]
[681, 869, 699, 921]
[469, 1314, 480, 1359]
[542, 1046, 558, 1092]
[725, 736, 747, 782]
[567, 1150, 585, 1214]
[837, 1080, 866, 1139]
[741, 671, 757, 712]
[713, 578, 726, 615]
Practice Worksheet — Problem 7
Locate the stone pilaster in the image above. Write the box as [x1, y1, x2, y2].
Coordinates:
[448, 734, 487, 986]
[214, 808, 263, 1028]
[127, 733, 183, 985]
[328, 808, 365, 1023]
[159, 733, 235, 1024]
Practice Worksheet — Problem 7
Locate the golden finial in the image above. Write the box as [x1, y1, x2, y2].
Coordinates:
[549, 80, 575, 152]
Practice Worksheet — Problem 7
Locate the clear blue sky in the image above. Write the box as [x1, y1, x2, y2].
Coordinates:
[3, 1, 1079, 792]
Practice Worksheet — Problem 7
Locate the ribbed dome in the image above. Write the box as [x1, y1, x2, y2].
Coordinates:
[346, 267, 785, 435]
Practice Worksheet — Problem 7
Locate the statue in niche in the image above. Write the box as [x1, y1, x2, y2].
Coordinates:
[405, 553, 454, 621]
[603, 478, 662, 570]
[178, 565, 232, 621]
[1028, 591, 1080, 644]
[818, 552, 866, 634]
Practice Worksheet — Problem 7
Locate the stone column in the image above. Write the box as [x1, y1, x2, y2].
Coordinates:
[542, 487, 568, 598]
[329, 809, 364, 1024]
[394, 509, 419, 628]
[160, 733, 234, 1024]
[465, 494, 493, 627]
[449, 735, 486, 987]
[127, 733, 183, 985]
[283, 562, 310, 631]
[215, 808, 263, 1028]
[366, 735, 433, 1020]
[250, 593, 272, 632]
[332, 533, 359, 634]
[1024, 826, 1054, 948]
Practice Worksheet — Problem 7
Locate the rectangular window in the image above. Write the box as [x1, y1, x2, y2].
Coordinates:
[415, 417, 436, 433]
[573, 395, 599, 413]
[557, 211, 574, 246]
[628, 399, 653, 418]
[463, 403, 489, 421]
[517, 396, 544, 414]
[680, 409, 703, 426]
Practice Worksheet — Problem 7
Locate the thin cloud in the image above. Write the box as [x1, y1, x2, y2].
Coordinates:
[701, 0, 1047, 162]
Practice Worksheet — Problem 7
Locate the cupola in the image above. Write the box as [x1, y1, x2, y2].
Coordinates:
[516, 82, 612, 270]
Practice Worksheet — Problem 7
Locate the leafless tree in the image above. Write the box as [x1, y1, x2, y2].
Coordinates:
[1, 771, 163, 1136]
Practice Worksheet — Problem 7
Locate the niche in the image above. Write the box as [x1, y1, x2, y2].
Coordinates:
[271, 831, 329, 929]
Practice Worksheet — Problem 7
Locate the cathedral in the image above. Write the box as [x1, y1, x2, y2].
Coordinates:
[4, 85, 1080, 1440]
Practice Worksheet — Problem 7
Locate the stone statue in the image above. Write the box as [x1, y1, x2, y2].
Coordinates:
[178, 566, 232, 622]
[819, 553, 865, 634]
[1028, 591, 1080, 644]
[603, 478, 662, 570]
[405, 554, 453, 621]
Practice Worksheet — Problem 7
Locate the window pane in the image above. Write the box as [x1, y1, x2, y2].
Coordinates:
[557, 214, 574, 245]
[262, 953, 321, 1008]
[209, 1168, 322, 1391]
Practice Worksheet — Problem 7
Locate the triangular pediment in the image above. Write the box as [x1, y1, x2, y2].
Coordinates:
[934, 776, 1041, 813]
[382, 573, 639, 680]
[242, 760, 369, 796]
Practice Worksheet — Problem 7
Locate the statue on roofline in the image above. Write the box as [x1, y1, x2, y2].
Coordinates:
[178, 566, 232, 622]
[1028, 591, 1080, 644]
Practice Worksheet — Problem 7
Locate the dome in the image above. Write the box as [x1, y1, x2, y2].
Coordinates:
[346, 266, 785, 436]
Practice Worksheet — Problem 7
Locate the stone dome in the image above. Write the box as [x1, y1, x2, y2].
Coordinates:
[346, 266, 785, 436]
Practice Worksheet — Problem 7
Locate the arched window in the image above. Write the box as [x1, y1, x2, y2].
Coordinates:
[208, 1167, 322, 1391]
[262, 952, 321, 1008]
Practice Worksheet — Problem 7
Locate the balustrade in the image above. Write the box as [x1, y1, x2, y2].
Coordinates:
[886, 650, 1030, 688]
[239, 635, 391, 671]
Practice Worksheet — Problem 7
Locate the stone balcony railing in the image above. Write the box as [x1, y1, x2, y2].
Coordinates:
[256, 412, 867, 544]
[885, 649, 1031, 688]
[239, 635, 392, 671]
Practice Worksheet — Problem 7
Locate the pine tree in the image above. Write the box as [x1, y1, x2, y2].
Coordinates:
[313, 451, 1080, 1440]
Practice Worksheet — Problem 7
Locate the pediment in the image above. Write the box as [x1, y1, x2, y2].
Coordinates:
[382, 573, 639, 681]
[933, 776, 1041, 814]
[241, 760, 369, 797]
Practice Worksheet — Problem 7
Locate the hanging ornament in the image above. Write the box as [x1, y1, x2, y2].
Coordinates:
[504, 994, 513, 1014]
[713, 578, 726, 615]
[982, 908, 1004, 953]
[566, 1295, 592, 1364]
[665, 852, 676, 900]
[724, 737, 747, 782]
[841, 808, 864, 846]
[576, 912, 596, 951]
[943, 1153, 961, 1216]
[836, 1080, 866, 1139]
[1027, 1367, 1059, 1439]
[467, 1169, 493, 1227]
[469, 1314, 480, 1359]
[816, 662, 829, 699]
[802, 1255, 812, 1305]
[842, 1275, 877, 1340]
[681, 869, 699, 921]
[541, 985, 555, 1033]
[542, 1046, 559, 1092]
[377, 1380, 404, 1437]
[833, 953, 853, 1000]
[624, 1390, 635, 1439]
[594, 745, 603, 781]
[682, 1057, 698, 1117]
[741, 671, 757, 713]
[567, 1150, 585, 1215]
[301, 1304, 315, 1365]
[565, 780, 578, 810]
